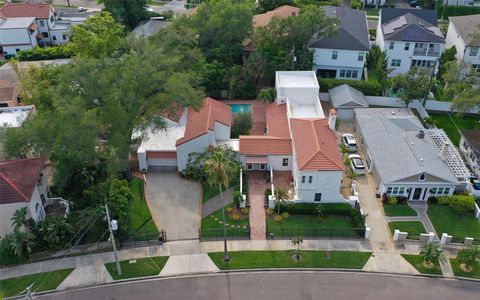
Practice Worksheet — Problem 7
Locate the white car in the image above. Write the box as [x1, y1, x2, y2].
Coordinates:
[145, 6, 154, 12]
[349, 154, 366, 175]
[341, 133, 357, 152]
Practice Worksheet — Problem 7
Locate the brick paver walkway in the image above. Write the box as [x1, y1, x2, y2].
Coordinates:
[248, 172, 268, 240]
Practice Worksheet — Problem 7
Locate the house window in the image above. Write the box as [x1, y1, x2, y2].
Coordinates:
[386, 187, 392, 194]
[40, 20, 45, 26]
[62, 35, 67, 40]
[357, 52, 364, 61]
[443, 188, 450, 195]
[339, 70, 345, 77]
[463, 141, 469, 150]
[42, 32, 49, 38]
[247, 164, 253, 170]
[301, 176, 306, 183]
[389, 42, 395, 50]
[346, 70, 352, 78]
[404, 43, 410, 51]
[419, 173, 426, 181]
[387, 186, 405, 196]
[53, 36, 57, 41]
[260, 164, 266, 170]
[308, 176, 313, 183]
[438, 187, 444, 195]
[470, 47, 479, 56]
[314, 193, 322, 202]
[352, 70, 358, 78]
[332, 50, 338, 60]
[282, 158, 288, 166]
[40, 193, 46, 204]
[430, 187, 437, 195]
[470, 152, 476, 161]
[391, 59, 401, 67]
[473, 64, 480, 72]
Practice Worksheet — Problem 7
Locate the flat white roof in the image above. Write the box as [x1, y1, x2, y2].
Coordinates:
[0, 106, 33, 127]
[289, 103, 325, 119]
[137, 118, 186, 152]
[0, 17, 35, 29]
[276, 71, 319, 88]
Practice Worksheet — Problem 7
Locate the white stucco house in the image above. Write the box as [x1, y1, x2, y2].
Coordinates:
[376, 8, 445, 76]
[360, 0, 386, 6]
[0, 17, 39, 56]
[459, 130, 480, 178]
[445, 14, 480, 72]
[0, 157, 49, 238]
[310, 6, 370, 80]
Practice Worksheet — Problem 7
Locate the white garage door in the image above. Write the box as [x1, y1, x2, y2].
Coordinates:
[146, 151, 178, 168]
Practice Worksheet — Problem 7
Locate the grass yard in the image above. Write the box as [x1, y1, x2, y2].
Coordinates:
[427, 205, 480, 241]
[201, 205, 249, 238]
[208, 250, 372, 270]
[450, 258, 480, 279]
[429, 113, 480, 145]
[105, 256, 169, 280]
[365, 8, 379, 16]
[383, 204, 417, 217]
[388, 221, 426, 240]
[401, 254, 443, 275]
[202, 183, 221, 203]
[128, 178, 158, 235]
[0, 268, 74, 298]
[266, 214, 363, 238]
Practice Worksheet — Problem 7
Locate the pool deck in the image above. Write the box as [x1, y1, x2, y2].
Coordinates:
[222, 100, 267, 135]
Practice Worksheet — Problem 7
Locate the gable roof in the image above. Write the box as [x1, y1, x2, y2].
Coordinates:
[239, 135, 292, 155]
[382, 13, 444, 43]
[0, 3, 52, 19]
[461, 130, 480, 160]
[380, 8, 438, 25]
[266, 103, 290, 138]
[310, 6, 370, 51]
[449, 14, 480, 46]
[329, 84, 368, 108]
[252, 5, 300, 28]
[176, 97, 232, 146]
[290, 118, 344, 171]
[0, 157, 44, 205]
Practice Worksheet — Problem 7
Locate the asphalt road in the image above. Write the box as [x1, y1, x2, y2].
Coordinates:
[38, 271, 480, 300]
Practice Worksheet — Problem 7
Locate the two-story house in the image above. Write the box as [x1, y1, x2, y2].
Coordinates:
[445, 14, 480, 72]
[376, 8, 445, 76]
[310, 6, 370, 80]
[0, 17, 39, 56]
[459, 130, 480, 178]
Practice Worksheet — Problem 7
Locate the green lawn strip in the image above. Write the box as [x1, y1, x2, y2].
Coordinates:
[401, 254, 443, 275]
[429, 113, 480, 145]
[388, 221, 426, 240]
[427, 205, 480, 240]
[105, 256, 169, 280]
[128, 178, 158, 235]
[0, 268, 74, 298]
[208, 250, 372, 270]
[383, 204, 417, 217]
[202, 183, 221, 203]
[365, 8, 379, 16]
[201, 205, 249, 238]
[450, 258, 480, 279]
[267, 214, 362, 238]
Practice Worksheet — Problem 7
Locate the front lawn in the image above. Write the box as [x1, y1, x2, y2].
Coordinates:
[383, 204, 417, 217]
[208, 250, 372, 270]
[0, 268, 74, 298]
[429, 113, 480, 145]
[105, 256, 169, 280]
[401, 254, 443, 275]
[128, 178, 158, 235]
[365, 8, 379, 16]
[427, 205, 480, 241]
[388, 221, 427, 240]
[202, 183, 221, 203]
[450, 258, 480, 279]
[201, 204, 249, 239]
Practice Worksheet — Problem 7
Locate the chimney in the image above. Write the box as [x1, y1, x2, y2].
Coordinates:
[416, 130, 425, 139]
[328, 109, 337, 131]
[440, 142, 450, 160]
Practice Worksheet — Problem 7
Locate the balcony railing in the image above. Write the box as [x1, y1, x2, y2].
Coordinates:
[412, 49, 440, 57]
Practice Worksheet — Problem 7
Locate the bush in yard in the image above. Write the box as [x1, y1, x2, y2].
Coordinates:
[456, 246, 480, 271]
[350, 209, 365, 228]
[230, 112, 253, 138]
[382, 193, 389, 205]
[449, 195, 475, 214]
[437, 196, 451, 205]
[420, 242, 443, 266]
[274, 215, 283, 222]
[397, 196, 407, 204]
[232, 213, 240, 221]
[427, 196, 438, 204]
[226, 206, 233, 213]
[388, 196, 398, 205]
[241, 207, 249, 214]
[17, 45, 72, 61]
[282, 212, 289, 219]
[266, 208, 274, 215]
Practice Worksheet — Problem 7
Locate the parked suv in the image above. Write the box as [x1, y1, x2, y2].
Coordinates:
[342, 133, 357, 152]
[349, 154, 366, 175]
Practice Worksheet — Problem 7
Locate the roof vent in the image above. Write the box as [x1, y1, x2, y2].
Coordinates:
[417, 130, 425, 139]
[391, 111, 396, 115]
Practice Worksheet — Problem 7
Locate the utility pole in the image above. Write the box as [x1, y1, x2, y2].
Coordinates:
[25, 284, 34, 300]
[104, 204, 122, 276]
[290, 46, 296, 71]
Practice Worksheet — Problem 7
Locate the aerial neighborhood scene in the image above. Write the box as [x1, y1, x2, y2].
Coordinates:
[1, 0, 480, 298]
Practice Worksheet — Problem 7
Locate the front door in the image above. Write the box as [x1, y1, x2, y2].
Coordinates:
[412, 188, 423, 200]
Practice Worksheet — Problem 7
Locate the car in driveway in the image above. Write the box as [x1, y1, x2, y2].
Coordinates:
[349, 154, 366, 175]
[467, 177, 480, 197]
[342, 133, 357, 152]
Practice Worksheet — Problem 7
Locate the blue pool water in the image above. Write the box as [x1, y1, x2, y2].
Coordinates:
[228, 104, 252, 113]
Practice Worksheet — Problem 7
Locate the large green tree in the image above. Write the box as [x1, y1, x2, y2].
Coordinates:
[99, 0, 149, 30]
[392, 68, 431, 106]
[258, 0, 295, 13]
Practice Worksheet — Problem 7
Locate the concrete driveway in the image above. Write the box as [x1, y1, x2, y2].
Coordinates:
[145, 169, 201, 241]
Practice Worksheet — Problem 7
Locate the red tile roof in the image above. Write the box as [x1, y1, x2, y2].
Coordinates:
[252, 5, 300, 28]
[290, 118, 344, 171]
[239, 136, 292, 155]
[176, 97, 232, 146]
[0, 3, 52, 19]
[266, 103, 290, 138]
[0, 157, 44, 205]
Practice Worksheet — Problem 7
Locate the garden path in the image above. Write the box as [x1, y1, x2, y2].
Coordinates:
[248, 172, 268, 240]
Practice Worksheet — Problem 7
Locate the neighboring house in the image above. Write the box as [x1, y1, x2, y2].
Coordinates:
[376, 8, 445, 76]
[310, 6, 370, 80]
[132, 18, 170, 38]
[445, 14, 480, 72]
[355, 108, 460, 201]
[0, 105, 35, 160]
[328, 84, 369, 119]
[0, 16, 39, 56]
[360, 0, 386, 6]
[0, 79, 19, 107]
[444, 0, 474, 5]
[459, 130, 480, 178]
[0, 157, 48, 238]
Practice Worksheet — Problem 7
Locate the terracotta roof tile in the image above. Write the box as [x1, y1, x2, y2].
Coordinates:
[266, 103, 290, 138]
[0, 86, 15, 102]
[176, 97, 232, 146]
[0, 157, 44, 205]
[290, 118, 344, 171]
[239, 136, 292, 155]
[252, 5, 300, 28]
[0, 3, 52, 19]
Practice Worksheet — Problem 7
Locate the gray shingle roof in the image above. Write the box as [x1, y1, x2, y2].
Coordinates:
[449, 14, 480, 46]
[329, 84, 368, 108]
[380, 8, 438, 25]
[355, 108, 458, 184]
[382, 13, 445, 43]
[310, 6, 370, 51]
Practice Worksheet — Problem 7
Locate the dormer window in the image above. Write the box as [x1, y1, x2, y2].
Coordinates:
[419, 173, 426, 181]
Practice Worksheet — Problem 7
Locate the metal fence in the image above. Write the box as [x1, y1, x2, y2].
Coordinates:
[266, 227, 365, 240]
[200, 227, 250, 241]
[118, 230, 165, 249]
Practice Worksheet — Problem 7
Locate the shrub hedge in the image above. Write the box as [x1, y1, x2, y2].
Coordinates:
[275, 203, 353, 216]
[439, 6, 480, 19]
[17, 46, 72, 61]
[318, 78, 381, 96]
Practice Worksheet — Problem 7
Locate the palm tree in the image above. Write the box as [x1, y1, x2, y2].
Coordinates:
[457, 246, 480, 271]
[274, 186, 289, 215]
[346, 171, 359, 188]
[11, 207, 28, 231]
[420, 242, 443, 266]
[204, 147, 239, 262]
[10, 230, 35, 258]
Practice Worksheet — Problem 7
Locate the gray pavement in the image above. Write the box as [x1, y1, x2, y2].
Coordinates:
[36, 272, 480, 300]
[201, 188, 233, 217]
[145, 170, 201, 241]
[150, 0, 188, 15]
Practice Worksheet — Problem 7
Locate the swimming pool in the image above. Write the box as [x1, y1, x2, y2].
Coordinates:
[228, 103, 252, 113]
